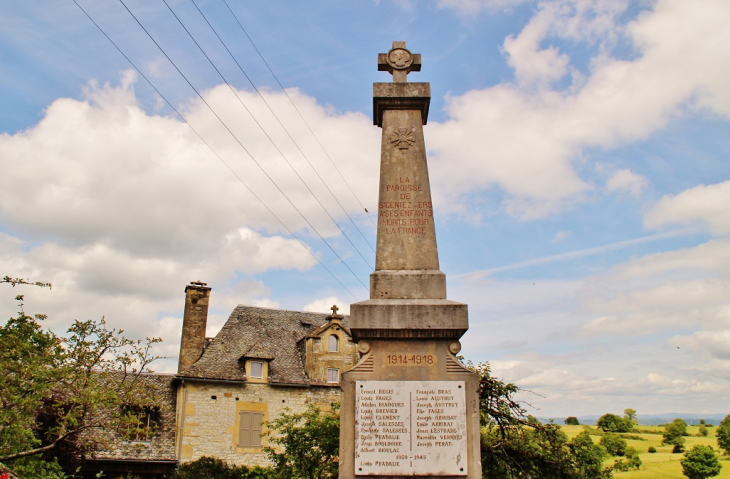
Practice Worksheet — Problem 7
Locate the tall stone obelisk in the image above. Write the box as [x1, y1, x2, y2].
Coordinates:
[340, 42, 481, 478]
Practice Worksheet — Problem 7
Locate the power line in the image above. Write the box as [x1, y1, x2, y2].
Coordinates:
[191, 0, 377, 250]
[161, 0, 374, 270]
[221, 0, 379, 229]
[71, 0, 363, 300]
[116, 0, 369, 290]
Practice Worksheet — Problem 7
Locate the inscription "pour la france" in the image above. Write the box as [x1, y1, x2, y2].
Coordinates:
[380, 177, 433, 235]
[355, 380, 467, 476]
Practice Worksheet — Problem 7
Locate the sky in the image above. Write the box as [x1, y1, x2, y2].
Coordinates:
[1, 0, 729, 418]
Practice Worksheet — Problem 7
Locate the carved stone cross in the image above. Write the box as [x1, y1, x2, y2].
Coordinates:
[331, 304, 339, 315]
[378, 41, 421, 83]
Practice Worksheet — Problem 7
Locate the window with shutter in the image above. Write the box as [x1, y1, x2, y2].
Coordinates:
[239, 411, 264, 447]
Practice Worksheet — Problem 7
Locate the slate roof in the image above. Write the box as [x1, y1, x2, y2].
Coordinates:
[179, 305, 350, 384]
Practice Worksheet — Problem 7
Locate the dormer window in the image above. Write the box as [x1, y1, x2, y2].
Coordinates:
[328, 334, 339, 352]
[250, 361, 264, 379]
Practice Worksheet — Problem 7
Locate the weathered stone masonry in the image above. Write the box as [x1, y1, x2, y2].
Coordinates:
[177, 382, 341, 466]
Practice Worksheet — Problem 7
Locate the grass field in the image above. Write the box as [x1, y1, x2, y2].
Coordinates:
[560, 425, 730, 478]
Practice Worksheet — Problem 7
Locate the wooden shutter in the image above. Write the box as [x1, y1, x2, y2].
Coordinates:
[239, 411, 251, 446]
[239, 411, 264, 447]
[251, 412, 263, 447]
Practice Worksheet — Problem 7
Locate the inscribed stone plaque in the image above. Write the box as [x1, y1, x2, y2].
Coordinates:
[355, 380, 467, 476]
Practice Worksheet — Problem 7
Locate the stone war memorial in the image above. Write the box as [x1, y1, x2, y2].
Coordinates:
[340, 42, 481, 478]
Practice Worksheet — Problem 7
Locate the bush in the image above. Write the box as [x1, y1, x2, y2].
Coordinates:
[698, 425, 709, 437]
[664, 419, 688, 451]
[681, 445, 721, 479]
[564, 416, 580, 426]
[613, 446, 642, 472]
[648, 446, 657, 453]
[264, 404, 339, 479]
[171, 456, 273, 479]
[600, 434, 627, 457]
[596, 413, 632, 433]
[717, 414, 730, 455]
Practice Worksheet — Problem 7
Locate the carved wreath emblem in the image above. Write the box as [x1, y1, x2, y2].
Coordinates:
[389, 127, 415, 149]
[387, 48, 412, 69]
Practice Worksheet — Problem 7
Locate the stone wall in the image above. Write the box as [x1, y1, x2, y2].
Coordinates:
[81, 373, 177, 462]
[178, 381, 341, 467]
[304, 321, 359, 385]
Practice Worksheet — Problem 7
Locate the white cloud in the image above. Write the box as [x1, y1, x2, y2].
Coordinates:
[454, 233, 730, 415]
[502, 9, 570, 86]
[434, 0, 529, 15]
[674, 330, 730, 361]
[302, 296, 351, 315]
[552, 230, 571, 242]
[0, 72, 379, 362]
[429, 0, 730, 219]
[645, 181, 730, 236]
[606, 169, 647, 197]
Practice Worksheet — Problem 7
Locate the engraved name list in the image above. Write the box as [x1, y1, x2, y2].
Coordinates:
[355, 380, 467, 476]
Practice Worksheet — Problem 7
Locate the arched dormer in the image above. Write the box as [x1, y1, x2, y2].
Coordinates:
[301, 305, 358, 385]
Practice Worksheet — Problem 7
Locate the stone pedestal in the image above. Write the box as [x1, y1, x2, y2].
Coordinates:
[339, 42, 481, 478]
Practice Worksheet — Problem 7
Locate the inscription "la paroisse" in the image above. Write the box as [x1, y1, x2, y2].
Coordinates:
[380, 177, 433, 235]
[355, 380, 467, 476]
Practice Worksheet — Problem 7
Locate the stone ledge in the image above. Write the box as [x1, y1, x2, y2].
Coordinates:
[350, 299, 468, 340]
[373, 82, 430, 126]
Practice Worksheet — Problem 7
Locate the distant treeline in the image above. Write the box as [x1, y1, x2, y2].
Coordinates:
[539, 415, 727, 426]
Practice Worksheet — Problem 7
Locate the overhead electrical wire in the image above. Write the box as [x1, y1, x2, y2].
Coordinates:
[71, 0, 364, 300]
[161, 0, 374, 269]
[162, 0, 374, 268]
[115, 0, 370, 290]
[190, 0, 377, 249]
[221, 0, 378, 229]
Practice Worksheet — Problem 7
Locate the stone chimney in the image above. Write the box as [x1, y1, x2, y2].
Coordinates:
[178, 281, 211, 373]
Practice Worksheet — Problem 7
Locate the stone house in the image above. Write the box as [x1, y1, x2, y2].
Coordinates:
[81, 281, 359, 476]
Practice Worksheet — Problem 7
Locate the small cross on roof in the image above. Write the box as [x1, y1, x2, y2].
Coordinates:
[378, 41, 422, 83]
[328, 304, 344, 319]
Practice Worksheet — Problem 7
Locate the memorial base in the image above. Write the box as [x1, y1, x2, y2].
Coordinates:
[339, 339, 481, 478]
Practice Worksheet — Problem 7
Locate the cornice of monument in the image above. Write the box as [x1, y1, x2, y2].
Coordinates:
[373, 82, 431, 127]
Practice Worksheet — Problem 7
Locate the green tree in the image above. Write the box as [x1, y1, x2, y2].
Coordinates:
[681, 445, 722, 479]
[717, 414, 730, 455]
[471, 362, 612, 478]
[698, 425, 709, 437]
[0, 282, 161, 477]
[570, 431, 610, 478]
[663, 418, 688, 453]
[565, 416, 580, 425]
[596, 413, 631, 433]
[600, 434, 627, 457]
[263, 404, 339, 479]
[624, 408, 638, 426]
